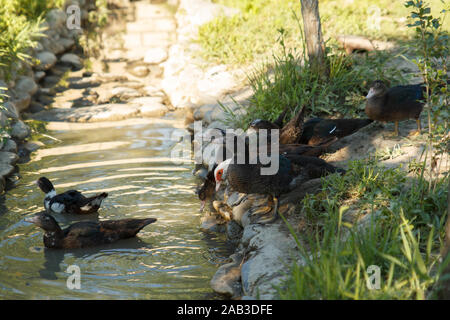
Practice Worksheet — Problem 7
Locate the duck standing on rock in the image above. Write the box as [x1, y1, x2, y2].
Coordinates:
[365, 80, 426, 136]
[214, 154, 344, 223]
[25, 212, 157, 249]
[37, 177, 108, 215]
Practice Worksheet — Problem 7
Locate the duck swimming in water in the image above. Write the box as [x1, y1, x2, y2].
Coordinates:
[37, 177, 108, 215]
[25, 212, 157, 249]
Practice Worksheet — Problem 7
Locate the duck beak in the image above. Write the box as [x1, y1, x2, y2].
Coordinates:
[24, 215, 39, 224]
[366, 88, 375, 99]
[215, 181, 221, 192]
[200, 200, 206, 212]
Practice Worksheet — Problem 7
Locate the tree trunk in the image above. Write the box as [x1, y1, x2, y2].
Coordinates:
[300, 0, 327, 77]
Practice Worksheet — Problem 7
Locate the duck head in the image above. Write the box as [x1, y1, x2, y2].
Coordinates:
[25, 212, 61, 233]
[249, 119, 279, 131]
[366, 80, 388, 99]
[214, 159, 232, 191]
[36, 177, 55, 194]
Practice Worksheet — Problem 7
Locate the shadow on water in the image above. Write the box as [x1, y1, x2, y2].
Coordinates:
[0, 115, 235, 300]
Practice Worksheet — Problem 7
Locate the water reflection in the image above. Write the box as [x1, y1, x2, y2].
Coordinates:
[0, 116, 233, 299]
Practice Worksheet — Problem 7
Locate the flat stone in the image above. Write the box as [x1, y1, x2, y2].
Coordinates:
[110, 87, 141, 100]
[68, 77, 101, 89]
[210, 261, 242, 298]
[11, 120, 31, 140]
[58, 37, 75, 51]
[12, 93, 31, 112]
[24, 141, 44, 153]
[60, 53, 83, 70]
[129, 65, 150, 77]
[143, 48, 168, 64]
[28, 101, 45, 113]
[0, 151, 19, 165]
[139, 103, 167, 117]
[0, 164, 14, 179]
[1, 139, 17, 153]
[15, 77, 38, 96]
[200, 214, 226, 233]
[34, 71, 46, 81]
[2, 102, 19, 119]
[35, 51, 57, 71]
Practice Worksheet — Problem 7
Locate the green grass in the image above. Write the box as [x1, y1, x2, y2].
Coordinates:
[278, 158, 449, 300]
[221, 34, 409, 129]
[199, 0, 449, 66]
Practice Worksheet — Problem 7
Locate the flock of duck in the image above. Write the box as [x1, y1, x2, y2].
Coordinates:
[25, 78, 441, 249]
[196, 79, 443, 221]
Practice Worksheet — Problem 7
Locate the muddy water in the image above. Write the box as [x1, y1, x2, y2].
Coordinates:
[0, 115, 232, 299]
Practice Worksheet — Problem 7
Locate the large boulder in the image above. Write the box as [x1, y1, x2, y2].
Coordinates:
[15, 76, 38, 96]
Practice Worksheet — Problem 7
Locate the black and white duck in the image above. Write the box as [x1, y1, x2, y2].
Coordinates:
[36, 177, 108, 215]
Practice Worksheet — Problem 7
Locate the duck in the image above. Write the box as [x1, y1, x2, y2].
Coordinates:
[197, 166, 216, 212]
[249, 106, 305, 144]
[299, 118, 373, 145]
[214, 154, 344, 223]
[36, 177, 108, 215]
[25, 211, 157, 249]
[365, 80, 425, 136]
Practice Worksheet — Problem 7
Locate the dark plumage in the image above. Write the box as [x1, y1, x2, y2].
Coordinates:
[365, 80, 425, 136]
[37, 177, 108, 215]
[214, 154, 344, 222]
[25, 212, 157, 249]
[299, 118, 374, 145]
[249, 106, 305, 145]
[197, 165, 216, 212]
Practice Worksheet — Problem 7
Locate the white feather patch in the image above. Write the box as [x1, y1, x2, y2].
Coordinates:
[50, 202, 65, 214]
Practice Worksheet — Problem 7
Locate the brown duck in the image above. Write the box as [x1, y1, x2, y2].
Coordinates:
[250, 106, 305, 144]
[299, 118, 373, 145]
[214, 154, 344, 222]
[25, 212, 157, 249]
[365, 80, 425, 136]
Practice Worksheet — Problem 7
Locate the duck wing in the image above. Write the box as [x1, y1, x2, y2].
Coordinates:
[99, 218, 157, 239]
[280, 106, 305, 144]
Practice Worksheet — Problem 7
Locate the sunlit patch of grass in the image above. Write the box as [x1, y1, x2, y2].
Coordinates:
[199, 0, 449, 66]
[277, 158, 449, 300]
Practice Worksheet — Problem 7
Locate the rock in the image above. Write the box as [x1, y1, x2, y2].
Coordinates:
[28, 101, 45, 113]
[2, 102, 19, 119]
[200, 213, 226, 233]
[40, 36, 65, 55]
[34, 71, 46, 82]
[139, 103, 168, 118]
[46, 8, 67, 30]
[60, 53, 83, 70]
[240, 223, 301, 299]
[0, 176, 5, 193]
[68, 77, 101, 89]
[12, 93, 31, 112]
[227, 220, 243, 243]
[0, 111, 7, 127]
[10, 120, 31, 140]
[0, 151, 19, 166]
[110, 87, 141, 100]
[24, 141, 44, 153]
[36, 93, 54, 106]
[129, 65, 150, 77]
[142, 85, 165, 97]
[15, 77, 38, 96]
[1, 139, 17, 153]
[210, 261, 242, 298]
[143, 48, 168, 64]
[42, 75, 60, 88]
[35, 51, 57, 71]
[207, 120, 230, 131]
[58, 37, 75, 51]
[193, 103, 216, 121]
